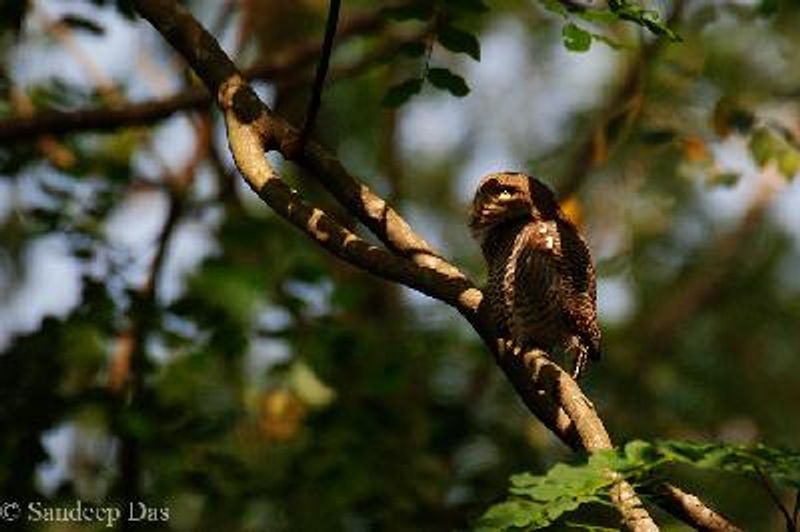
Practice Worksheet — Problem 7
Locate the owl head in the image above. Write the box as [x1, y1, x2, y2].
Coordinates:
[469, 172, 559, 240]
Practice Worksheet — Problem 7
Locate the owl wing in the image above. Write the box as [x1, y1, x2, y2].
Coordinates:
[554, 219, 601, 359]
[509, 220, 601, 361]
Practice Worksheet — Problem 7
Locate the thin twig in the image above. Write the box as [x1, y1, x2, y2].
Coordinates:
[114, 180, 184, 524]
[110, 118, 209, 519]
[298, 0, 341, 152]
[278, 29, 427, 92]
[755, 466, 796, 532]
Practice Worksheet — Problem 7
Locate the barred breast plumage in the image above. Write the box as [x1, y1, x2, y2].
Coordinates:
[469, 172, 600, 379]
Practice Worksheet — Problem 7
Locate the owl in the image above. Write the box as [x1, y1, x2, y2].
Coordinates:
[469, 172, 601, 379]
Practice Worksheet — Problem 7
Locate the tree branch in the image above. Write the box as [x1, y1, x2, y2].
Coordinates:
[156, 21, 460, 280]
[129, 1, 741, 529]
[0, 8, 388, 144]
[648, 483, 743, 532]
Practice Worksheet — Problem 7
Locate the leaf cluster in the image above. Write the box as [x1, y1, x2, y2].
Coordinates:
[539, 0, 679, 53]
[479, 440, 800, 530]
[381, 0, 486, 107]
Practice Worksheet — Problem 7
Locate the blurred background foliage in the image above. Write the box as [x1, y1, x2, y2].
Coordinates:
[0, 0, 799, 530]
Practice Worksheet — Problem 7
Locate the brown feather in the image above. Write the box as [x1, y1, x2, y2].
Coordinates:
[471, 172, 601, 378]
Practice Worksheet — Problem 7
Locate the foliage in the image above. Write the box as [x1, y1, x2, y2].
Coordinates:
[479, 440, 800, 530]
[381, 0, 483, 106]
[539, 0, 679, 53]
[384, 0, 683, 106]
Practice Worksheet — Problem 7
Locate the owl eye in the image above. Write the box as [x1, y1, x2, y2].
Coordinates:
[498, 189, 513, 200]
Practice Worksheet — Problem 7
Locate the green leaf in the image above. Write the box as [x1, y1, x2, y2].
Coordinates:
[778, 148, 800, 179]
[289, 361, 336, 408]
[538, 0, 570, 18]
[707, 172, 741, 188]
[495, 458, 617, 528]
[749, 128, 774, 167]
[576, 9, 618, 24]
[483, 439, 800, 532]
[475, 500, 542, 531]
[590, 32, 629, 50]
[748, 126, 800, 179]
[543, 496, 584, 520]
[437, 25, 481, 61]
[622, 439, 664, 468]
[562, 23, 592, 52]
[608, 0, 681, 41]
[509, 471, 540, 488]
[382, 78, 423, 108]
[546, 462, 606, 490]
[427, 68, 470, 97]
[655, 441, 800, 488]
[588, 449, 637, 473]
[519, 481, 581, 501]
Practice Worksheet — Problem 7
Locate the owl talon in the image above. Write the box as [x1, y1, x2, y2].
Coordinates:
[571, 350, 588, 380]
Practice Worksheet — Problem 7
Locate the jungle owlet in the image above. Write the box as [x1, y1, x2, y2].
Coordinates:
[469, 172, 601, 379]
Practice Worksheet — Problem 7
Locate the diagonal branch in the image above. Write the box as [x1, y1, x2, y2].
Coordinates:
[223, 80, 477, 309]
[648, 483, 743, 531]
[128, 0, 461, 279]
[130, 1, 741, 530]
